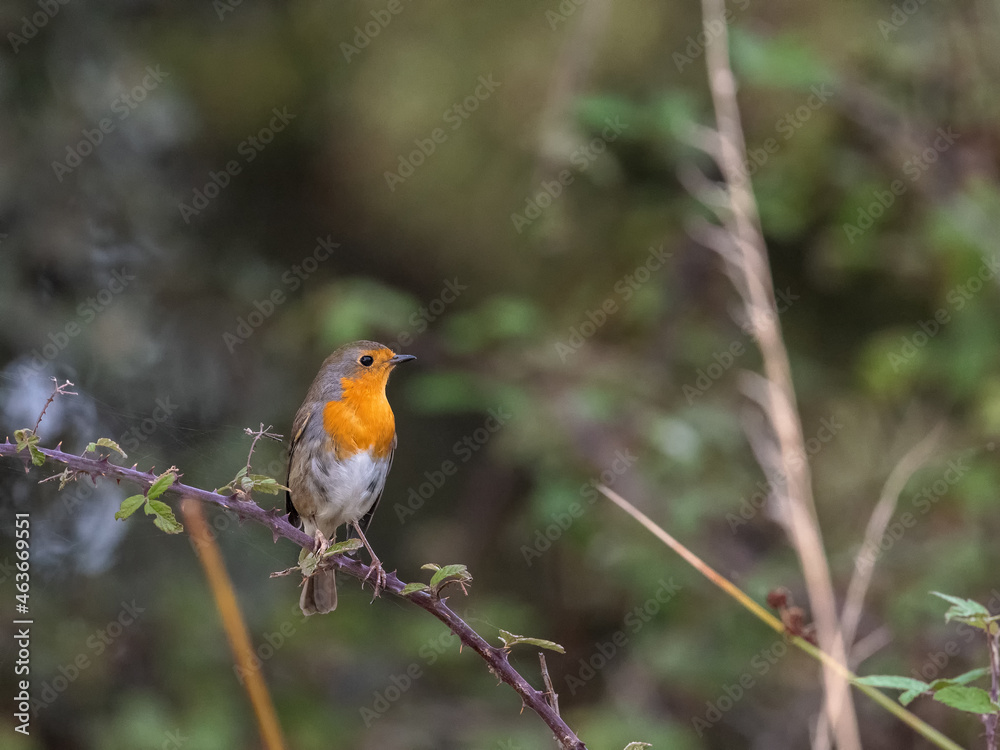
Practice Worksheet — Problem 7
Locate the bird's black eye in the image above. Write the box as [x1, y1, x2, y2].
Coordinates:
[359, 355, 374, 367]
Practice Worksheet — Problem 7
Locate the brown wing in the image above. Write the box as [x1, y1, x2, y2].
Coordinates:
[285, 407, 313, 528]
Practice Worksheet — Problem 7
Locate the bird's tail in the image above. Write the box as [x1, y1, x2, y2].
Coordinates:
[300, 568, 337, 615]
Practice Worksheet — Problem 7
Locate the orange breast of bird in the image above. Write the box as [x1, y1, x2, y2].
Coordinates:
[322, 371, 396, 461]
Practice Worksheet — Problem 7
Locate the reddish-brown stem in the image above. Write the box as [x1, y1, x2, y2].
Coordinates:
[0, 441, 586, 750]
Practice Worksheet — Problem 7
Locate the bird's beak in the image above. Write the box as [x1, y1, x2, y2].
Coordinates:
[389, 353, 417, 365]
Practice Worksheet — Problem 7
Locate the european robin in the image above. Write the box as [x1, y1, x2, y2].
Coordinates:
[286, 340, 415, 615]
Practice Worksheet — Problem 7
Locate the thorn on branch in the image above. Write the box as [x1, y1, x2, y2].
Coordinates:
[540, 652, 561, 716]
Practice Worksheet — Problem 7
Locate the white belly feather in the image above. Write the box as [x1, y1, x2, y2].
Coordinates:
[302, 449, 389, 537]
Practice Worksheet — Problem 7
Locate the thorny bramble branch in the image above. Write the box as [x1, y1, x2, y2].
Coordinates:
[0, 439, 586, 749]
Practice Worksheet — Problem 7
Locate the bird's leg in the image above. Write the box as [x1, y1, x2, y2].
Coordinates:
[314, 528, 331, 556]
[351, 522, 386, 600]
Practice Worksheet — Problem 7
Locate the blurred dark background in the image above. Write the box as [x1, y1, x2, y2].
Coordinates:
[2, 0, 1000, 748]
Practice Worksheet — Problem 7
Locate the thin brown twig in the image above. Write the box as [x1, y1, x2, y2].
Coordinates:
[597, 484, 964, 750]
[694, 0, 863, 743]
[0, 440, 587, 750]
[181, 498, 287, 750]
[812, 427, 940, 747]
[32, 378, 77, 435]
[841, 427, 943, 656]
[243, 423, 283, 475]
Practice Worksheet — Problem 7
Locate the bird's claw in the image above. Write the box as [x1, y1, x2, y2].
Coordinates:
[363, 559, 387, 601]
[313, 529, 331, 557]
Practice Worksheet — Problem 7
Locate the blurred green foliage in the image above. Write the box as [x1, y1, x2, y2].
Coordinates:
[2, 0, 1000, 748]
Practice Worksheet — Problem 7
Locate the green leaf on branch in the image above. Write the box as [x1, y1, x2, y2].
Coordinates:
[115, 494, 145, 521]
[413, 563, 472, 595]
[932, 686, 1000, 715]
[429, 564, 471, 587]
[401, 582, 429, 596]
[14, 428, 45, 466]
[217, 467, 288, 496]
[928, 667, 992, 693]
[623, 743, 652, 750]
[145, 499, 183, 534]
[84, 438, 127, 459]
[322, 539, 363, 557]
[245, 474, 289, 495]
[854, 675, 929, 706]
[148, 470, 177, 501]
[931, 591, 997, 629]
[298, 548, 319, 577]
[497, 629, 566, 654]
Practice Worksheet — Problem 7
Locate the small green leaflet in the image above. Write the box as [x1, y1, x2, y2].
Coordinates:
[622, 743, 652, 750]
[243, 475, 288, 495]
[856, 668, 994, 708]
[322, 539, 363, 557]
[217, 466, 289, 496]
[14, 429, 45, 466]
[497, 629, 565, 654]
[148, 470, 176, 501]
[931, 591, 998, 630]
[854, 675, 929, 706]
[401, 582, 429, 596]
[115, 495, 146, 521]
[114, 494, 184, 534]
[933, 686, 1000, 715]
[298, 548, 319, 577]
[145, 499, 183, 534]
[84, 438, 127, 459]
[928, 667, 992, 693]
[429, 564, 471, 588]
